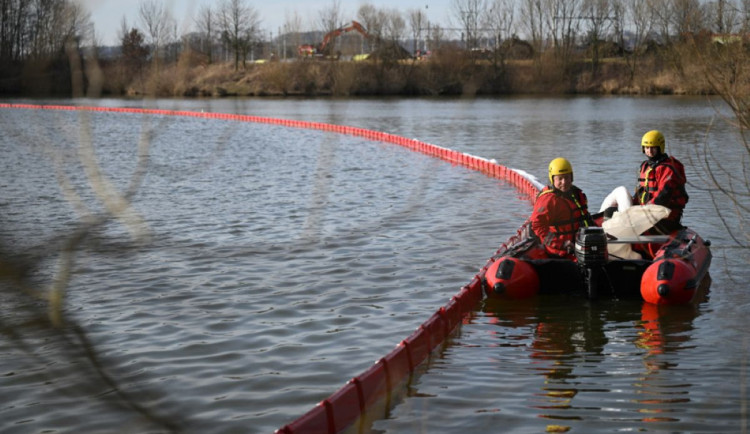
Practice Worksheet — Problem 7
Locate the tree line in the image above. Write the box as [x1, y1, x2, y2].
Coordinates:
[0, 0, 90, 62]
[2, 0, 749, 77]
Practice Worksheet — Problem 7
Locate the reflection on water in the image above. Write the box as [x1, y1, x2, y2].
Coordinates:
[632, 292, 708, 424]
[375, 282, 730, 432]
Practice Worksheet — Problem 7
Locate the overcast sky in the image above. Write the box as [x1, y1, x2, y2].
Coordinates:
[82, 0, 453, 45]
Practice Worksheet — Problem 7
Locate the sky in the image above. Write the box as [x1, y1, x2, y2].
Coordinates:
[82, 0, 453, 46]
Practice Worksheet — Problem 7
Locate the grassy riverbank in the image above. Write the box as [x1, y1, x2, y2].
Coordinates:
[96, 47, 713, 99]
[3, 36, 736, 100]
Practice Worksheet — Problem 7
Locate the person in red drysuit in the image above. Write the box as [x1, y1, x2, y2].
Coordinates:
[531, 158, 595, 260]
[633, 130, 689, 234]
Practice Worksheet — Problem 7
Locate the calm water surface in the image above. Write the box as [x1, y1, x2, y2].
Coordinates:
[0, 96, 747, 433]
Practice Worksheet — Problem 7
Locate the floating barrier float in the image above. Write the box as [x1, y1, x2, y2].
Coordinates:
[2, 102, 537, 433]
[0, 103, 539, 203]
[10, 103, 696, 433]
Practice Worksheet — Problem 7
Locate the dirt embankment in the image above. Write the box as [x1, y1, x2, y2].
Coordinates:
[99, 52, 713, 99]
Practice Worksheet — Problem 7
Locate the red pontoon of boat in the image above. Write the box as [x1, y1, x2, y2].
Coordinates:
[483, 203, 712, 305]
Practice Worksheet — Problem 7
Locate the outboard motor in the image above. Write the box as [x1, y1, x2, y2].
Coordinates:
[575, 227, 608, 299]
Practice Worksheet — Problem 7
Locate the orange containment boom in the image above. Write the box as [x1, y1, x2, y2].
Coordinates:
[0, 103, 541, 434]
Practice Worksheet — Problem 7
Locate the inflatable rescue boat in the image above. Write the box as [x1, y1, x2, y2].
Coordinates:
[482, 199, 712, 305]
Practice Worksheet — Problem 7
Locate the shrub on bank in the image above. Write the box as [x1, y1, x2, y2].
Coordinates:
[87, 42, 729, 98]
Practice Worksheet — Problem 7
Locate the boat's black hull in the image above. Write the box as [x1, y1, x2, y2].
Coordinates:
[529, 258, 652, 298]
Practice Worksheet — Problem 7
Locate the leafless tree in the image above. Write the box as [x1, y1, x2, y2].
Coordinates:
[486, 0, 517, 41]
[611, 0, 625, 45]
[357, 3, 379, 34]
[358, 3, 386, 52]
[317, 0, 344, 56]
[520, 0, 547, 64]
[683, 5, 750, 249]
[648, 0, 674, 45]
[450, 0, 488, 50]
[582, 0, 615, 75]
[617, 0, 653, 83]
[117, 16, 130, 43]
[383, 8, 406, 45]
[427, 23, 446, 52]
[60, 1, 93, 45]
[318, 0, 343, 32]
[669, 0, 706, 37]
[545, 0, 583, 67]
[282, 10, 304, 60]
[408, 8, 427, 55]
[29, 0, 56, 57]
[138, 0, 176, 68]
[195, 4, 216, 63]
[218, 0, 261, 69]
[28, 0, 91, 58]
[705, 0, 736, 33]
[283, 10, 303, 35]
[0, 1, 26, 61]
[0, 55, 181, 427]
[484, 0, 517, 66]
[648, 0, 705, 45]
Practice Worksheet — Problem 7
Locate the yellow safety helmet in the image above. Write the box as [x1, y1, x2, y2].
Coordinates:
[641, 130, 665, 154]
[548, 157, 573, 184]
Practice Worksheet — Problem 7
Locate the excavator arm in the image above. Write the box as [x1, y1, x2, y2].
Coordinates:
[299, 20, 371, 58]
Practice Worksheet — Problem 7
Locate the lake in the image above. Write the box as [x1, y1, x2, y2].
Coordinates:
[0, 96, 747, 433]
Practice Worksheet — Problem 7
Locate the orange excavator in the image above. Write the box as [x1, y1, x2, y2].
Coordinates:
[298, 20, 371, 58]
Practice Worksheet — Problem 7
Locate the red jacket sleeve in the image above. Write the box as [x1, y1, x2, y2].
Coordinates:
[531, 193, 553, 243]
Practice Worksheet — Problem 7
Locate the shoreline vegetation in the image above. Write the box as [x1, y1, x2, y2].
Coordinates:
[7, 46, 721, 99]
[99, 53, 713, 99]
[0, 1, 746, 100]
